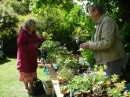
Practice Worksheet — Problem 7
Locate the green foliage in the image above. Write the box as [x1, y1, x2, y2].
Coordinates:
[79, 48, 95, 68]
[33, 5, 95, 54]
[58, 66, 74, 82]
[39, 39, 73, 63]
[28, 5, 71, 52]
[56, 54, 79, 69]
[42, 32, 53, 40]
[0, 2, 19, 32]
[0, 0, 19, 55]
[2, 0, 29, 15]
[11, 1, 29, 15]
[120, 21, 130, 55]
[40, 40, 60, 59]
[61, 65, 128, 96]
[70, 5, 94, 41]
[0, 31, 17, 55]
[22, 0, 74, 12]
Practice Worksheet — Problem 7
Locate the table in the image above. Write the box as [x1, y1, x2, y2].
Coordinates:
[46, 64, 64, 97]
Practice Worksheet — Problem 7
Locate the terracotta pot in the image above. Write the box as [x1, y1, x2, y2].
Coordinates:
[74, 92, 82, 97]
[82, 91, 92, 97]
[61, 89, 67, 94]
[57, 76, 63, 82]
[38, 64, 43, 68]
[101, 91, 108, 97]
[61, 54, 79, 59]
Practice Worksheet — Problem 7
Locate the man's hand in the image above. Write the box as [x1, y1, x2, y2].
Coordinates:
[80, 42, 90, 50]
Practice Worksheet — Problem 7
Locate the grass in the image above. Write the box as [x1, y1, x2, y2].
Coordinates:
[0, 56, 52, 97]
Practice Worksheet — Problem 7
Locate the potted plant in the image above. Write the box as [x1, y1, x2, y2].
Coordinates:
[60, 65, 130, 97]
[56, 54, 79, 70]
[57, 66, 74, 83]
[57, 66, 74, 94]
[39, 32, 61, 64]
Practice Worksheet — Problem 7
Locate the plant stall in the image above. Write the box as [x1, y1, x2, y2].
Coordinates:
[60, 65, 130, 97]
[39, 32, 130, 97]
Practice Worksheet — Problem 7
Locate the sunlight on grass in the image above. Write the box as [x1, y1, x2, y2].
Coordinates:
[0, 57, 51, 97]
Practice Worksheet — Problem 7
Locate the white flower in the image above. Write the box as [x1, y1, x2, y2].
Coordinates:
[102, 72, 106, 76]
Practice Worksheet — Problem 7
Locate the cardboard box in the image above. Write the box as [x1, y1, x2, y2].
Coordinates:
[43, 81, 53, 95]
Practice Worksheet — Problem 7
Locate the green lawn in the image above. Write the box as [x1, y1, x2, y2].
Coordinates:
[0, 57, 52, 97]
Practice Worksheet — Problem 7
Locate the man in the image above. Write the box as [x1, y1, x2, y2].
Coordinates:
[80, 3, 124, 78]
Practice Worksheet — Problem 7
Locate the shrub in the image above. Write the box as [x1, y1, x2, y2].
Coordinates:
[1, 0, 29, 15]
[0, 1, 19, 55]
[0, 3, 19, 32]
[120, 21, 130, 55]
[1, 31, 17, 55]
[32, 5, 78, 52]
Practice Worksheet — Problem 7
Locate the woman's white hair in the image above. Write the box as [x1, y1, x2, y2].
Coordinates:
[24, 19, 36, 27]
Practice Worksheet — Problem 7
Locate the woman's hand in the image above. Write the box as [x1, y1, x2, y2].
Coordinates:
[35, 42, 40, 48]
[42, 36, 47, 41]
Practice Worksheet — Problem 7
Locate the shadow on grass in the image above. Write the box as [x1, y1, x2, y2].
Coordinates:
[28, 94, 53, 97]
[0, 57, 11, 65]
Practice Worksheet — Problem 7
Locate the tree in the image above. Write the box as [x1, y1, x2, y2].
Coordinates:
[22, 0, 74, 12]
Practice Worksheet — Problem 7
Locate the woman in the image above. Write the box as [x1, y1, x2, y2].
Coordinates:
[17, 19, 46, 93]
